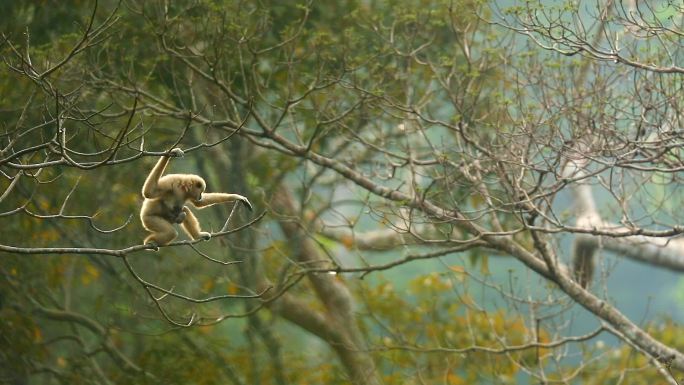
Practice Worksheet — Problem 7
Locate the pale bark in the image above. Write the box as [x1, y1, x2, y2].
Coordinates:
[270, 185, 383, 385]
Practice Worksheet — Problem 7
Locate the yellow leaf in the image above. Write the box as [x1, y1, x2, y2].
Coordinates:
[449, 265, 465, 274]
[470, 194, 485, 208]
[304, 210, 316, 221]
[48, 260, 68, 288]
[39, 199, 51, 211]
[447, 373, 466, 384]
[227, 282, 238, 295]
[341, 235, 354, 250]
[81, 263, 100, 286]
[202, 279, 215, 292]
[480, 255, 490, 275]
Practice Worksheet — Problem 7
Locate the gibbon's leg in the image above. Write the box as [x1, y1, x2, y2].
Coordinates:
[193, 192, 253, 211]
[572, 239, 597, 289]
[141, 148, 184, 198]
[180, 207, 211, 241]
[142, 215, 178, 246]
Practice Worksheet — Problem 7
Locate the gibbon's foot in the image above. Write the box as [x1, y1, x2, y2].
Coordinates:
[145, 242, 160, 251]
[169, 148, 185, 157]
[198, 232, 212, 241]
[239, 197, 253, 211]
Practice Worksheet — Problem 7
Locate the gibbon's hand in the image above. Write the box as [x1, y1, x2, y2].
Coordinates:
[169, 148, 185, 158]
[198, 232, 212, 241]
[239, 196, 253, 211]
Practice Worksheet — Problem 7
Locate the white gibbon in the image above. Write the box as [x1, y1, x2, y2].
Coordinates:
[140, 148, 252, 246]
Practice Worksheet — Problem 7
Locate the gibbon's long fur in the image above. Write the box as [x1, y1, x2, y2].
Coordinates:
[140, 148, 252, 246]
[572, 237, 597, 289]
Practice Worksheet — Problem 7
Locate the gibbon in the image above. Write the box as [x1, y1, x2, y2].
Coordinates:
[140, 148, 253, 247]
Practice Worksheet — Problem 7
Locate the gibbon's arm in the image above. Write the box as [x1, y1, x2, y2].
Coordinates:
[142, 148, 184, 199]
[192, 192, 253, 211]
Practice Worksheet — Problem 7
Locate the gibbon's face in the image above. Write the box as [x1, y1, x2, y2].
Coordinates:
[179, 176, 206, 202]
[190, 178, 206, 201]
